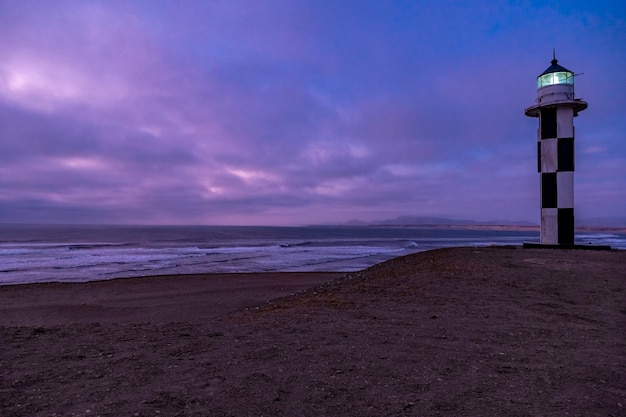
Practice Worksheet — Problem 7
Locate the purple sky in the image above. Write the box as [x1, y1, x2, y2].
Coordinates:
[0, 1, 624, 225]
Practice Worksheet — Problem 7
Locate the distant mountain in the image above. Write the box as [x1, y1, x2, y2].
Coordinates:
[336, 215, 625, 231]
[473, 219, 538, 226]
[343, 219, 370, 226]
[374, 216, 477, 226]
[579, 217, 626, 228]
[343, 216, 538, 227]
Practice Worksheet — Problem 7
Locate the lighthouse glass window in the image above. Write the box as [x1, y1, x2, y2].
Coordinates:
[537, 71, 574, 88]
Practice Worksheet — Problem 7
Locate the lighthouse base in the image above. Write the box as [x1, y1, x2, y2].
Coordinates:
[523, 242, 612, 251]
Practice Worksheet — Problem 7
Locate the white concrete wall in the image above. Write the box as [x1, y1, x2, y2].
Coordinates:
[537, 84, 574, 105]
[541, 208, 558, 244]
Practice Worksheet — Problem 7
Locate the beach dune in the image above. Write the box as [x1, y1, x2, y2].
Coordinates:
[1, 246, 624, 416]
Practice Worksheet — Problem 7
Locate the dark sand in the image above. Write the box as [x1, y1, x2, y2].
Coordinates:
[1, 246, 624, 416]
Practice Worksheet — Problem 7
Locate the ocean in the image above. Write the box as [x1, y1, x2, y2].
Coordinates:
[0, 224, 623, 285]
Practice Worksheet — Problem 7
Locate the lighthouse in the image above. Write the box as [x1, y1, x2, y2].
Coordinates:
[524, 54, 587, 245]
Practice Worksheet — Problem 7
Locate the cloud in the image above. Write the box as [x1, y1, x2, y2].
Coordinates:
[0, 0, 624, 225]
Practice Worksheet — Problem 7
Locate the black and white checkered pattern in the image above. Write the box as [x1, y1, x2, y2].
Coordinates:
[537, 107, 575, 244]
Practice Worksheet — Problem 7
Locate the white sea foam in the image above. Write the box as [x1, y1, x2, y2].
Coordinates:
[575, 233, 626, 247]
[0, 241, 408, 284]
[1, 225, 620, 285]
[576, 234, 619, 239]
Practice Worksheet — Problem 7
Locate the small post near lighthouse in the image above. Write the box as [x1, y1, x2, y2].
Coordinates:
[524, 52, 587, 246]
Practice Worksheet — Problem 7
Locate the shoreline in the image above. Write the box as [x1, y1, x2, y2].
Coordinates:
[2, 246, 625, 416]
[2, 226, 623, 288]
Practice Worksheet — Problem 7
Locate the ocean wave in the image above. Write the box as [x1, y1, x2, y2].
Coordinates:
[0, 225, 542, 285]
[279, 241, 313, 248]
[576, 234, 619, 239]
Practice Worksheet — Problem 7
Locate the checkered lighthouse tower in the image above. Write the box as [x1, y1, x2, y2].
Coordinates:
[524, 54, 587, 245]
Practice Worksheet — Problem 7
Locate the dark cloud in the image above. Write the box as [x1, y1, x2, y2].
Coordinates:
[0, 0, 624, 224]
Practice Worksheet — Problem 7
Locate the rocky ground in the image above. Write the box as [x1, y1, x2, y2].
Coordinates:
[1, 246, 624, 416]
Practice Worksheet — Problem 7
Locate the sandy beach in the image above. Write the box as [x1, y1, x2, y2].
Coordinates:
[1, 246, 625, 416]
